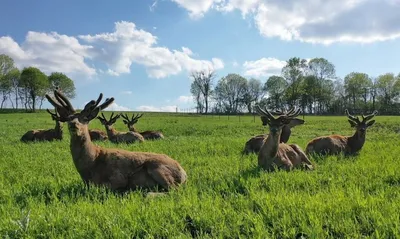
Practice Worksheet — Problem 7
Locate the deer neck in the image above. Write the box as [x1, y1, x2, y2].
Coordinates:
[68, 123, 98, 172]
[128, 124, 138, 132]
[104, 125, 118, 139]
[280, 126, 291, 143]
[348, 129, 366, 153]
[55, 121, 63, 137]
[259, 130, 282, 160]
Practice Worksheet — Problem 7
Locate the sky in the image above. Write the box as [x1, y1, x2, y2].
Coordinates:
[1, 0, 400, 112]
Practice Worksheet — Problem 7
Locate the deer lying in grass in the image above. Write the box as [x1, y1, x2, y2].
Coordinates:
[97, 112, 144, 144]
[255, 106, 313, 171]
[243, 112, 304, 154]
[88, 129, 108, 141]
[305, 109, 377, 156]
[45, 90, 187, 192]
[20, 109, 63, 142]
[120, 113, 164, 140]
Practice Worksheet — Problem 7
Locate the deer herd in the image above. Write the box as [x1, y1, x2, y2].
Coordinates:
[20, 90, 378, 193]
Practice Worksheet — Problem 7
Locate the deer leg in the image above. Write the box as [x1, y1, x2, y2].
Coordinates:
[146, 163, 176, 190]
[289, 144, 314, 170]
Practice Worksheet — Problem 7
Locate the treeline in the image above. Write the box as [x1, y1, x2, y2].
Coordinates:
[0, 54, 76, 112]
[191, 57, 400, 115]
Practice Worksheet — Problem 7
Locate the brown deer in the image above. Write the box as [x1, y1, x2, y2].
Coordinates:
[120, 113, 164, 140]
[20, 109, 63, 142]
[305, 109, 377, 156]
[255, 106, 314, 171]
[45, 90, 187, 192]
[243, 112, 304, 154]
[88, 129, 108, 141]
[97, 112, 144, 144]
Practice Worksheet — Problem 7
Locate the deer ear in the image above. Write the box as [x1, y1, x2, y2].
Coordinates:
[260, 116, 269, 126]
[366, 120, 375, 127]
[348, 120, 357, 127]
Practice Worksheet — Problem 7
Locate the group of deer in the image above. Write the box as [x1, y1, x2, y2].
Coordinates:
[243, 106, 377, 171]
[21, 109, 164, 144]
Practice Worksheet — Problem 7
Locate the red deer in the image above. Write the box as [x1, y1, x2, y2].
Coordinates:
[305, 109, 377, 156]
[243, 112, 304, 154]
[255, 106, 313, 171]
[97, 112, 144, 144]
[120, 113, 164, 140]
[88, 129, 108, 141]
[45, 90, 187, 192]
[20, 109, 63, 142]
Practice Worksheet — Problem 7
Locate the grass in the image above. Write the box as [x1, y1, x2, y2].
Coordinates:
[0, 111, 399, 238]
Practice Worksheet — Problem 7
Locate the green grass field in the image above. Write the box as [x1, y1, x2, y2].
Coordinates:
[0, 112, 399, 238]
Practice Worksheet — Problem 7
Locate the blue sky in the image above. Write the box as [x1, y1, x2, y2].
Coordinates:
[1, 0, 400, 111]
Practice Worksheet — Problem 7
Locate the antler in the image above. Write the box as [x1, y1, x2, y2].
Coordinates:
[255, 105, 275, 120]
[46, 108, 60, 121]
[345, 109, 361, 124]
[361, 110, 378, 122]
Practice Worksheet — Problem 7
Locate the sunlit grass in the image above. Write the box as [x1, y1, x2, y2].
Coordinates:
[0, 112, 399, 238]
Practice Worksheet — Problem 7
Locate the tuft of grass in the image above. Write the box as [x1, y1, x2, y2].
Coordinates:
[0, 112, 399, 238]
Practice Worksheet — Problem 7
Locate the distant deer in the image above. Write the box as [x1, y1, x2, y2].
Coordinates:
[255, 106, 313, 171]
[305, 109, 377, 156]
[97, 112, 144, 144]
[20, 109, 63, 142]
[88, 129, 108, 141]
[120, 113, 164, 140]
[243, 111, 304, 154]
[45, 90, 187, 192]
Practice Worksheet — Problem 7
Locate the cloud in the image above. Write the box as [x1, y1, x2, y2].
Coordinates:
[232, 61, 239, 67]
[0, 33, 96, 77]
[243, 57, 286, 77]
[120, 90, 133, 95]
[0, 21, 224, 79]
[105, 102, 131, 111]
[170, 0, 400, 44]
[177, 95, 194, 103]
[137, 105, 178, 112]
[78, 21, 224, 78]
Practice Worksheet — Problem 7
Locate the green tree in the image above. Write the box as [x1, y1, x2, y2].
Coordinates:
[264, 75, 287, 109]
[48, 72, 76, 99]
[190, 69, 215, 114]
[19, 67, 49, 112]
[242, 78, 264, 113]
[214, 73, 247, 113]
[344, 72, 371, 110]
[281, 57, 307, 106]
[0, 54, 18, 109]
[376, 73, 400, 112]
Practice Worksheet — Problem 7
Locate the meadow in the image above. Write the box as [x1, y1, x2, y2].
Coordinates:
[0, 111, 399, 238]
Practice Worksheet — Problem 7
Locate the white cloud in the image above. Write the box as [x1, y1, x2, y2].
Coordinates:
[137, 105, 178, 112]
[232, 61, 239, 67]
[120, 90, 133, 95]
[177, 95, 194, 103]
[0, 33, 96, 77]
[78, 21, 224, 78]
[170, 0, 400, 44]
[105, 102, 131, 111]
[0, 21, 224, 79]
[243, 57, 286, 77]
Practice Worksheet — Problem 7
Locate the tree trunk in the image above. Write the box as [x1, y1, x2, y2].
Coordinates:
[204, 95, 208, 114]
[30, 90, 36, 112]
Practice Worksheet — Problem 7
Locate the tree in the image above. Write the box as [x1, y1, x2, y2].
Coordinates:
[242, 78, 264, 113]
[19, 67, 49, 112]
[376, 73, 400, 111]
[281, 57, 308, 106]
[6, 68, 21, 108]
[190, 69, 215, 114]
[214, 73, 247, 113]
[264, 75, 287, 109]
[0, 54, 18, 109]
[344, 72, 371, 111]
[48, 72, 76, 99]
[190, 82, 204, 113]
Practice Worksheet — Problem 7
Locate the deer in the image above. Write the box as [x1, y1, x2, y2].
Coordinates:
[305, 109, 377, 156]
[88, 129, 108, 141]
[44, 90, 187, 192]
[20, 108, 63, 142]
[255, 106, 314, 171]
[97, 112, 144, 144]
[120, 113, 164, 140]
[243, 111, 304, 154]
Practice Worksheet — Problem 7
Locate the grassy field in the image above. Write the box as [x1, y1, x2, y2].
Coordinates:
[0, 111, 399, 238]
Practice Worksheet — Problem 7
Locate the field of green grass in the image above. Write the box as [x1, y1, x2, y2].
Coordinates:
[0, 111, 399, 238]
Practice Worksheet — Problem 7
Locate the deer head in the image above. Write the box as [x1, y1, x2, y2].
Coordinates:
[256, 106, 302, 136]
[260, 109, 304, 128]
[345, 109, 377, 134]
[97, 112, 121, 128]
[120, 113, 143, 131]
[45, 90, 114, 136]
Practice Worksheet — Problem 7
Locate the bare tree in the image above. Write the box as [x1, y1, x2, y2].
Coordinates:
[190, 69, 216, 114]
